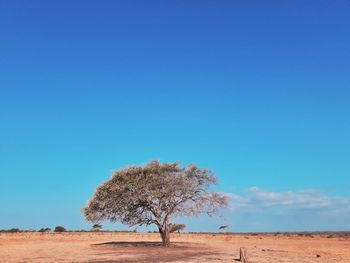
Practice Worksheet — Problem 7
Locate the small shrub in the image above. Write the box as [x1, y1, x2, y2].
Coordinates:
[8, 228, 21, 233]
[169, 223, 186, 233]
[91, 224, 102, 231]
[54, 226, 66, 232]
[38, 227, 51, 233]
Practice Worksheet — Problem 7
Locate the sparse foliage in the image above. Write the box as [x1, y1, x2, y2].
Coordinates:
[54, 226, 66, 232]
[8, 228, 20, 233]
[38, 227, 51, 233]
[83, 160, 228, 246]
[169, 223, 186, 233]
[219, 225, 229, 231]
[91, 224, 102, 231]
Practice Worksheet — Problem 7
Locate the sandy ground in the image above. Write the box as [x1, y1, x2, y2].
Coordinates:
[0, 232, 349, 262]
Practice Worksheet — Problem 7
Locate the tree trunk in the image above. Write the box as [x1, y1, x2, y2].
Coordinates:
[160, 228, 170, 247]
[162, 229, 170, 247]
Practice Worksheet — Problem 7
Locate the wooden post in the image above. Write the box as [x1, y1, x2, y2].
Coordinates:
[239, 247, 248, 262]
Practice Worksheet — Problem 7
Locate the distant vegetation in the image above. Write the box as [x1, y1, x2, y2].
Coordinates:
[0, 228, 133, 233]
[0, 228, 22, 233]
[0, 228, 349, 239]
[54, 226, 66, 232]
[91, 224, 102, 231]
[218, 225, 229, 231]
[169, 223, 186, 233]
[38, 227, 51, 233]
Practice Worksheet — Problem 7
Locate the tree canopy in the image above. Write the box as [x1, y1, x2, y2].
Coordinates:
[91, 223, 102, 231]
[54, 226, 66, 232]
[83, 160, 228, 246]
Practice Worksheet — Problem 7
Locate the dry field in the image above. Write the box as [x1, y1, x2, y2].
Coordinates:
[0, 232, 349, 262]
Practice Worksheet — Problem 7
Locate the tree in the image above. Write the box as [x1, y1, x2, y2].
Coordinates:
[91, 223, 102, 231]
[219, 225, 229, 231]
[8, 228, 20, 233]
[38, 227, 51, 233]
[83, 160, 228, 247]
[54, 226, 66, 232]
[169, 223, 186, 233]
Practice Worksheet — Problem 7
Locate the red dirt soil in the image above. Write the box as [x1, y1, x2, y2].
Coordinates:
[0, 232, 349, 262]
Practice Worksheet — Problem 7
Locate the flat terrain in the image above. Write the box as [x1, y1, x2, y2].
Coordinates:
[0, 232, 349, 262]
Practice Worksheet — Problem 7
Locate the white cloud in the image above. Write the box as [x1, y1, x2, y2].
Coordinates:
[215, 188, 350, 231]
[227, 187, 350, 214]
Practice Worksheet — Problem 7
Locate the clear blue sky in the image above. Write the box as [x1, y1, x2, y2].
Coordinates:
[1, 0, 349, 232]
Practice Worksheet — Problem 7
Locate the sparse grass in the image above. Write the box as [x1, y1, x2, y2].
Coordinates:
[1, 231, 349, 262]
